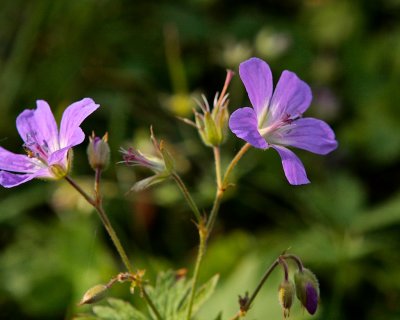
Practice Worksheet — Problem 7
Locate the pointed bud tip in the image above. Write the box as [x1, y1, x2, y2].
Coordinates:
[87, 132, 110, 170]
[78, 284, 108, 306]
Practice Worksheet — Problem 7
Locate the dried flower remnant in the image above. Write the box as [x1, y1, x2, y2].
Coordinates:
[120, 129, 174, 192]
[0, 98, 99, 187]
[229, 57, 338, 185]
[278, 279, 295, 319]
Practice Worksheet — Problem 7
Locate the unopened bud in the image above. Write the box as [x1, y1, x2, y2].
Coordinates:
[78, 284, 108, 305]
[87, 132, 110, 170]
[192, 83, 231, 148]
[294, 268, 320, 315]
[194, 108, 229, 147]
[278, 279, 295, 318]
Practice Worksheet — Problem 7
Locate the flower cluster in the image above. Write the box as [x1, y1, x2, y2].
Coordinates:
[0, 57, 337, 320]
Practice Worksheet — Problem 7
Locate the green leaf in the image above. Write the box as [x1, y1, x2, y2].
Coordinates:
[146, 270, 219, 320]
[92, 298, 147, 320]
[178, 274, 219, 317]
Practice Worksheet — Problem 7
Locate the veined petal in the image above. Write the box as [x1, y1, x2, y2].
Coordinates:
[0, 168, 52, 188]
[272, 145, 310, 185]
[34, 100, 59, 152]
[268, 70, 312, 126]
[229, 107, 268, 149]
[48, 146, 71, 166]
[270, 118, 338, 155]
[16, 100, 59, 155]
[239, 57, 273, 122]
[59, 98, 99, 148]
[0, 147, 42, 173]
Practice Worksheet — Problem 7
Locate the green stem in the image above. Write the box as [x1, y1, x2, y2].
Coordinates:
[205, 147, 223, 236]
[65, 175, 96, 207]
[222, 143, 251, 187]
[243, 258, 280, 312]
[66, 174, 163, 319]
[185, 222, 207, 320]
[229, 254, 298, 319]
[213, 147, 222, 190]
[171, 172, 202, 222]
[65, 175, 133, 273]
[185, 143, 251, 319]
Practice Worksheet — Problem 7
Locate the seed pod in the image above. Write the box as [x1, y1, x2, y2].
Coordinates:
[78, 284, 108, 305]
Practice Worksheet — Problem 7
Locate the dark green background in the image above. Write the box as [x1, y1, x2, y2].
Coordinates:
[1, 0, 400, 319]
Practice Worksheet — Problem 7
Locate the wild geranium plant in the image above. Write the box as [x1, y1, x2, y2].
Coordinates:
[1, 57, 337, 320]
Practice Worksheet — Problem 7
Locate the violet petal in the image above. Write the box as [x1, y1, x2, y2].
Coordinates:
[48, 146, 71, 167]
[305, 283, 319, 315]
[268, 70, 312, 126]
[239, 57, 273, 120]
[16, 101, 60, 155]
[0, 168, 51, 188]
[33, 100, 59, 152]
[59, 98, 99, 148]
[229, 107, 268, 149]
[0, 147, 42, 173]
[270, 118, 338, 155]
[272, 145, 310, 185]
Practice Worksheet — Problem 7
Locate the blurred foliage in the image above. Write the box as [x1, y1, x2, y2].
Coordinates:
[1, 0, 400, 319]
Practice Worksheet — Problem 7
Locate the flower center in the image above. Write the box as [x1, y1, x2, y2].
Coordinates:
[23, 132, 49, 164]
[259, 113, 300, 137]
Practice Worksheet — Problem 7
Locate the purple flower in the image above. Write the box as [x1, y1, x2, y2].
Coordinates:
[229, 57, 337, 185]
[0, 98, 99, 188]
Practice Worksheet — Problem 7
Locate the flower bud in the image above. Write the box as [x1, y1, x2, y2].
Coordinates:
[188, 70, 233, 147]
[278, 279, 295, 318]
[87, 132, 110, 170]
[194, 105, 229, 147]
[294, 268, 320, 315]
[78, 284, 108, 305]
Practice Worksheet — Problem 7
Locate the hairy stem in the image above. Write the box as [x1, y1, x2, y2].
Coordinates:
[213, 146, 222, 190]
[66, 174, 163, 319]
[244, 259, 280, 312]
[185, 221, 207, 320]
[222, 143, 251, 187]
[65, 175, 132, 273]
[171, 172, 202, 222]
[186, 143, 251, 319]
